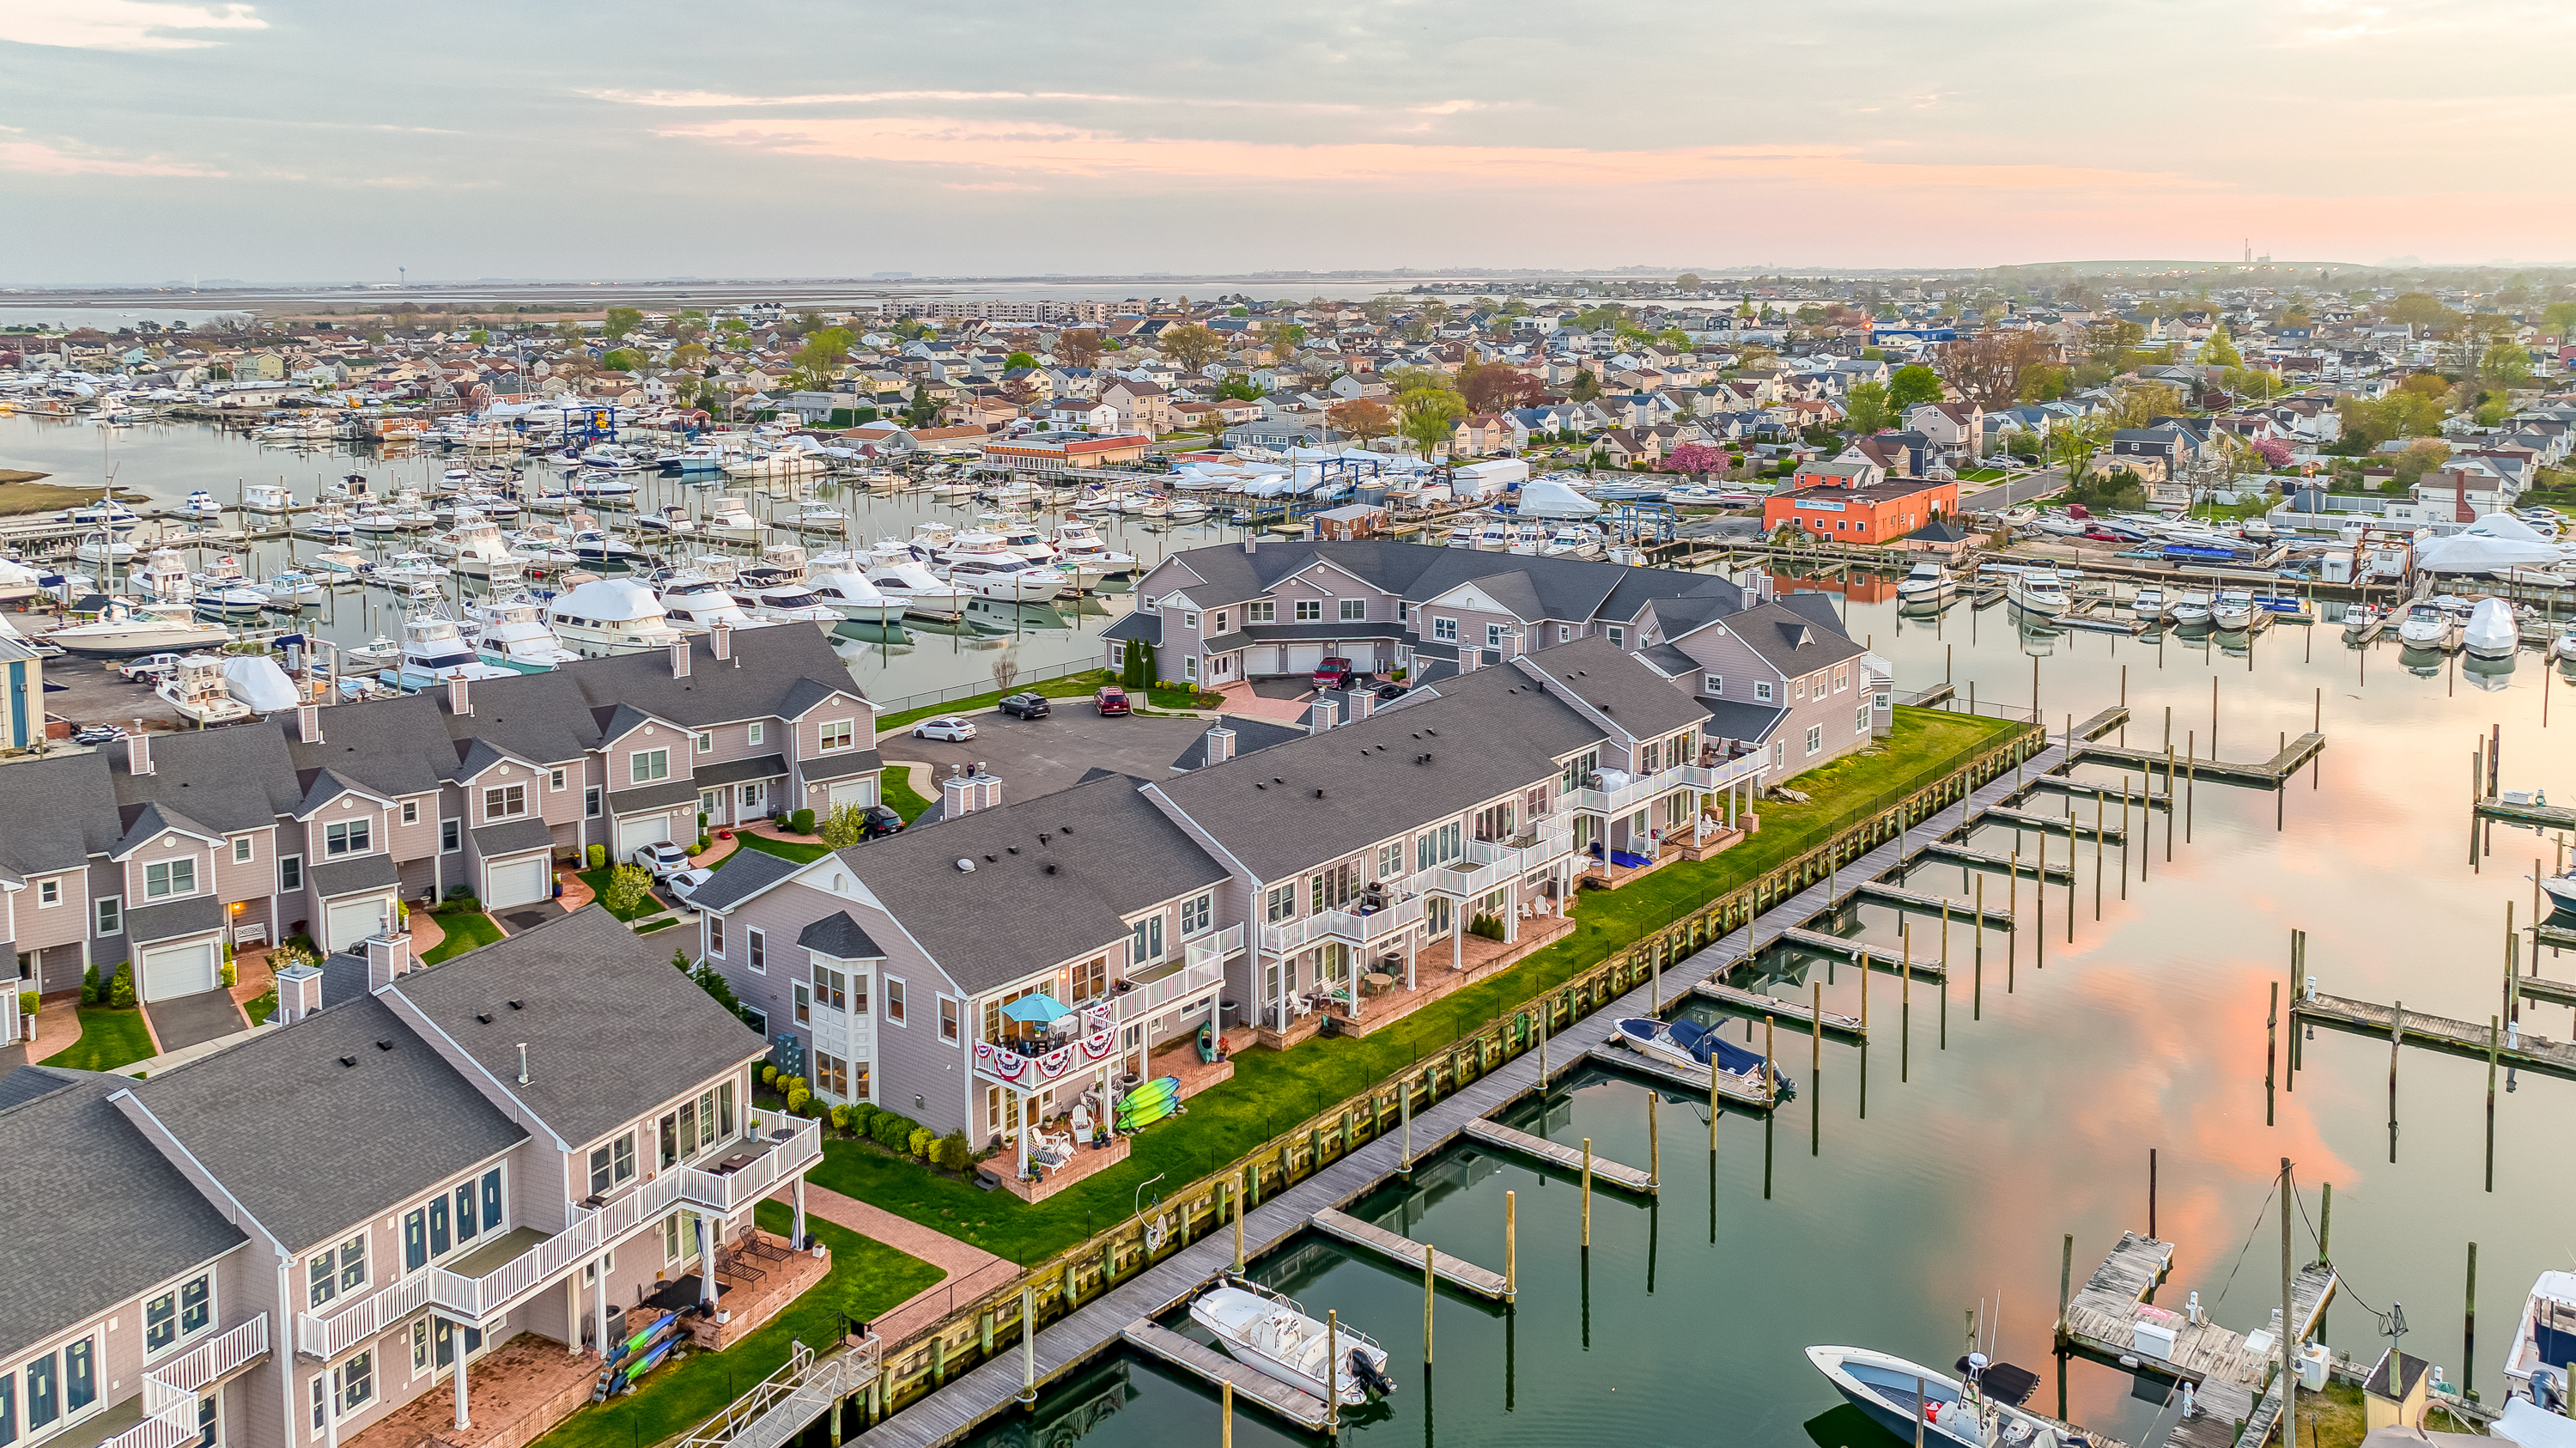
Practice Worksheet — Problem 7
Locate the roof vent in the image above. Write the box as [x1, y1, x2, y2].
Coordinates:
[1044, 863, 1058, 874]
[1038, 832, 1050, 845]
[957, 858, 975, 873]
[507, 1000, 524, 1011]
[985, 853, 997, 862]
[1060, 824, 1073, 834]
[1255, 782, 1266, 790]
[1006, 846, 1018, 855]
[340, 1055, 358, 1068]
[1314, 788, 1325, 798]
[476, 1013, 493, 1025]
[374, 1040, 394, 1051]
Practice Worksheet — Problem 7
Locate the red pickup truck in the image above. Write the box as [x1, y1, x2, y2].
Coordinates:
[1311, 656, 1357, 689]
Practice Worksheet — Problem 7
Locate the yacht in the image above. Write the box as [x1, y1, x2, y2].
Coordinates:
[386, 598, 519, 691]
[702, 496, 762, 537]
[48, 600, 232, 657]
[259, 571, 325, 609]
[724, 451, 822, 478]
[466, 587, 581, 672]
[2397, 600, 2458, 649]
[562, 474, 639, 499]
[2004, 568, 2069, 615]
[659, 444, 731, 473]
[566, 529, 643, 568]
[193, 584, 269, 620]
[940, 532, 1068, 600]
[655, 574, 786, 637]
[995, 524, 1058, 563]
[309, 545, 370, 581]
[804, 564, 907, 624]
[1895, 562, 1953, 605]
[375, 551, 452, 587]
[738, 581, 841, 630]
[241, 483, 296, 514]
[74, 532, 138, 567]
[545, 577, 686, 656]
[131, 549, 195, 604]
[156, 654, 253, 727]
[1050, 520, 1136, 582]
[183, 490, 222, 518]
[2209, 589, 2257, 630]
[2129, 586, 2167, 624]
[862, 541, 973, 620]
[431, 510, 522, 579]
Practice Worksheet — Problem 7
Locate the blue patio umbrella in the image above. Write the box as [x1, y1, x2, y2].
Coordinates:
[1001, 993, 1073, 1025]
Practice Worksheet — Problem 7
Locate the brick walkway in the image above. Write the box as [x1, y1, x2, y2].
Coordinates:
[783, 1183, 1016, 1345]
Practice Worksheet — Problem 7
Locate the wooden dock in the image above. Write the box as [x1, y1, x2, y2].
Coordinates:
[2075, 733, 2325, 789]
[2518, 974, 2576, 1009]
[1853, 879, 2018, 929]
[2476, 796, 2576, 830]
[1917, 842, 2078, 884]
[2026, 776, 2171, 811]
[2056, 1232, 2336, 1448]
[1457, 1119, 1659, 1195]
[1773, 926, 1948, 979]
[1978, 806, 2129, 845]
[1583, 1045, 1776, 1109]
[1307, 1209, 1510, 1297]
[2293, 991, 2576, 1079]
[1116, 1322, 1328, 1428]
[1692, 980, 1866, 1037]
[2073, 706, 2134, 741]
[2537, 924, 2576, 953]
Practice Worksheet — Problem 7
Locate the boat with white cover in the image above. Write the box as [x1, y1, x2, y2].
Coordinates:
[1188, 1278, 1394, 1407]
[546, 577, 687, 657]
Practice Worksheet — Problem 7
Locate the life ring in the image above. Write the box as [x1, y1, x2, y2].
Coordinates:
[1144, 1215, 1169, 1251]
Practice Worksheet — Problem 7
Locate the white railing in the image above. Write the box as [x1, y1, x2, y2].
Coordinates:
[1568, 754, 1765, 816]
[112, 1317, 270, 1448]
[1428, 823, 1576, 900]
[678, 1118, 826, 1214]
[1259, 892, 1425, 956]
[1182, 922, 1246, 974]
[677, 1335, 880, 1448]
[297, 1273, 430, 1359]
[1114, 957, 1227, 1026]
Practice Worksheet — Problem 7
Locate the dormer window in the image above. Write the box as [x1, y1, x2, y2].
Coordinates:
[144, 858, 196, 899]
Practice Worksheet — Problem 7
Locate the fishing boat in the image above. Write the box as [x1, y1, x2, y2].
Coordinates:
[432, 510, 524, 579]
[2397, 600, 2458, 649]
[1610, 1016, 1793, 1098]
[1188, 1278, 1395, 1407]
[47, 600, 231, 657]
[260, 571, 326, 609]
[862, 542, 973, 620]
[183, 490, 222, 517]
[345, 634, 402, 666]
[2004, 568, 2069, 615]
[1896, 562, 1954, 605]
[465, 588, 581, 672]
[2209, 589, 2257, 630]
[385, 597, 519, 691]
[131, 549, 195, 604]
[376, 551, 452, 587]
[1807, 1346, 2078, 1448]
[241, 483, 296, 514]
[2504, 1271, 2576, 1413]
[157, 654, 253, 726]
[2465, 597, 2520, 659]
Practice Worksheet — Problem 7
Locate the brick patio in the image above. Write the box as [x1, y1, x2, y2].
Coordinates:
[683, 1227, 828, 1350]
[344, 1334, 598, 1448]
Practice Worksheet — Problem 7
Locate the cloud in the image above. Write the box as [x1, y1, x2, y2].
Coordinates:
[0, 129, 226, 177]
[0, 0, 264, 52]
[583, 87, 1484, 117]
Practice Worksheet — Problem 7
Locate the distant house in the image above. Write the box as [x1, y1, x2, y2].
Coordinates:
[1904, 399, 1984, 462]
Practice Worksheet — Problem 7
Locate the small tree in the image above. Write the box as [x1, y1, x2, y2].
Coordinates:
[817, 802, 868, 849]
[991, 648, 1021, 694]
[1121, 637, 1151, 691]
[82, 962, 100, 1007]
[1665, 442, 1727, 477]
[1324, 398, 1394, 444]
[602, 863, 653, 916]
[789, 807, 816, 836]
[108, 963, 136, 1009]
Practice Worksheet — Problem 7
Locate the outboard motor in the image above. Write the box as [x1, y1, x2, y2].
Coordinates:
[2538, 1367, 2567, 1415]
[1350, 1349, 1399, 1397]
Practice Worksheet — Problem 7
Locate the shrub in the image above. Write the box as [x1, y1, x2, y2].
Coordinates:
[695, 834, 712, 855]
[760, 1063, 779, 1089]
[790, 808, 816, 836]
[18, 989, 37, 1019]
[870, 1110, 919, 1153]
[108, 963, 136, 1009]
[817, 802, 866, 849]
[845, 1102, 878, 1140]
[220, 959, 237, 989]
[786, 1086, 810, 1115]
[601, 864, 652, 915]
[828, 1104, 851, 1133]
[586, 843, 607, 869]
[939, 1129, 971, 1171]
[81, 963, 100, 1007]
[906, 1126, 934, 1159]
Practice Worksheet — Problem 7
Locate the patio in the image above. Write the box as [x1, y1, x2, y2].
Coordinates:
[1251, 904, 1582, 1047]
[343, 1333, 598, 1448]
[680, 1226, 828, 1350]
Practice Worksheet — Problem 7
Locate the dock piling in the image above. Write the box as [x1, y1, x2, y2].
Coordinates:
[2149, 1147, 2158, 1241]
[1018, 1281, 1037, 1408]
[1940, 903, 1950, 1049]
[1581, 1138, 1594, 1248]
[1221, 1379, 1234, 1448]
[2487, 1017, 2499, 1194]
[1901, 924, 1911, 1083]
[2268, 981, 2278, 1127]
[1974, 877, 1985, 1020]
[1400, 1080, 1412, 1173]
[1326, 1311, 1340, 1435]
[1424, 1244, 1435, 1366]
[2467, 1241, 2479, 1402]
[1504, 1191, 1517, 1301]
[1648, 1093, 1660, 1187]
[1233, 1170, 1246, 1273]
[2391, 1000, 2403, 1163]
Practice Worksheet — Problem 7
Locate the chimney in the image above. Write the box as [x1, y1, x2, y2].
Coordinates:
[1457, 648, 1480, 673]
[365, 928, 414, 991]
[712, 624, 732, 661]
[446, 673, 471, 716]
[1202, 725, 1236, 765]
[275, 962, 323, 1023]
[1242, 533, 1258, 555]
[126, 727, 152, 776]
[670, 640, 691, 678]
[297, 703, 321, 745]
[1308, 697, 1339, 733]
[943, 763, 1002, 816]
[1500, 630, 1522, 660]
[1345, 691, 1375, 722]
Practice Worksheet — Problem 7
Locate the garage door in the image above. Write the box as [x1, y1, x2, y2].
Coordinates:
[139, 940, 218, 1002]
[827, 778, 878, 809]
[616, 813, 671, 857]
[325, 895, 391, 952]
[485, 855, 550, 910]
[1285, 644, 1326, 674]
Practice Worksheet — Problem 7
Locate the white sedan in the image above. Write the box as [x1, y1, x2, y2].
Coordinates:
[912, 715, 977, 742]
[665, 867, 718, 909]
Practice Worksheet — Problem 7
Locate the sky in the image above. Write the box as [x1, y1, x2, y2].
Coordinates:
[3, 0, 2572, 286]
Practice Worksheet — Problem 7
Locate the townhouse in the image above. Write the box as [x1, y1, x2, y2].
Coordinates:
[0, 907, 817, 1448]
[3, 628, 878, 1007]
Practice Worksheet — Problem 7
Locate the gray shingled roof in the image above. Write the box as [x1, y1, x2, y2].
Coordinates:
[694, 752, 788, 788]
[471, 818, 553, 857]
[311, 853, 401, 899]
[686, 844, 810, 914]
[127, 895, 226, 945]
[1698, 698, 1787, 743]
[0, 1067, 251, 1354]
[1516, 636, 1711, 739]
[112, 723, 304, 837]
[1168, 715, 1308, 771]
[1725, 599, 1868, 674]
[0, 752, 120, 881]
[113, 800, 222, 857]
[798, 749, 883, 782]
[609, 778, 702, 813]
[797, 912, 885, 959]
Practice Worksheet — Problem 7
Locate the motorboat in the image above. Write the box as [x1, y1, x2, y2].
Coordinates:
[220, 653, 299, 715]
[563, 474, 639, 498]
[49, 600, 231, 657]
[2004, 568, 2069, 615]
[994, 524, 1058, 563]
[376, 551, 452, 587]
[805, 567, 908, 624]
[2504, 1273, 2576, 1411]
[465, 588, 581, 672]
[431, 511, 522, 578]
[241, 483, 296, 514]
[260, 571, 326, 609]
[2465, 596, 2520, 659]
[862, 542, 973, 620]
[2397, 600, 2458, 650]
[301, 504, 358, 542]
[702, 496, 762, 537]
[1048, 521, 1135, 583]
[183, 490, 222, 517]
[1610, 1016, 1793, 1098]
[345, 634, 402, 666]
[635, 504, 701, 536]
[157, 654, 253, 726]
[1896, 562, 1954, 605]
[131, 549, 196, 604]
[384, 598, 519, 691]
[75, 532, 139, 567]
[2129, 587, 2167, 624]
[942, 531, 1068, 600]
[656, 574, 787, 638]
[0, 557, 45, 603]
[738, 581, 841, 630]
[1807, 1345, 2076, 1448]
[1188, 1278, 1394, 1408]
[660, 445, 730, 473]
[2342, 603, 2380, 635]
[566, 529, 643, 568]
[2552, 620, 2576, 660]
[2168, 591, 2214, 626]
[2209, 589, 2257, 630]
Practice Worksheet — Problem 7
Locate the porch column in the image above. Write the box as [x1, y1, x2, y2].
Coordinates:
[594, 1255, 610, 1359]
[1404, 928, 1417, 991]
[1504, 888, 1520, 943]
[1451, 908, 1463, 971]
[566, 1275, 581, 1356]
[451, 1319, 471, 1430]
[696, 1214, 715, 1310]
[323, 1364, 342, 1448]
[1017, 1089, 1030, 1178]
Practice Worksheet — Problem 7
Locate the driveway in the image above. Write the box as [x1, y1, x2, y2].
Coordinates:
[143, 989, 245, 1053]
[1960, 468, 2069, 511]
[889, 709, 1211, 803]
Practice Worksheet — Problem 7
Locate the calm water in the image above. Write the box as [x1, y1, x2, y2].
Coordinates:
[0, 413, 1253, 706]
[944, 581, 2576, 1448]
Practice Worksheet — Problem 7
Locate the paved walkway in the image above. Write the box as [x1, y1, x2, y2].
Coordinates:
[787, 1183, 1015, 1347]
[26, 997, 84, 1064]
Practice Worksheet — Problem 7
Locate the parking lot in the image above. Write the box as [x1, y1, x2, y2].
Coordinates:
[887, 703, 1212, 803]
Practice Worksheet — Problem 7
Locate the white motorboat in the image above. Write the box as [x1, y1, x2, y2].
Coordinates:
[2503, 1271, 2576, 1407]
[1807, 1345, 2077, 1448]
[2552, 620, 2576, 660]
[2168, 591, 2214, 626]
[131, 549, 195, 604]
[2005, 568, 2069, 615]
[942, 532, 1068, 599]
[301, 504, 358, 541]
[157, 654, 253, 726]
[566, 529, 641, 568]
[805, 568, 907, 624]
[260, 571, 326, 608]
[2465, 596, 2520, 659]
[376, 551, 452, 587]
[309, 546, 369, 581]
[432, 511, 522, 579]
[75, 532, 138, 567]
[183, 490, 222, 517]
[724, 451, 823, 478]
[1048, 521, 1138, 582]
[656, 574, 787, 637]
[1610, 1016, 1791, 1097]
[993, 524, 1058, 563]
[563, 475, 639, 498]
[703, 496, 763, 536]
[635, 504, 700, 536]
[863, 542, 972, 619]
[1188, 1280, 1394, 1407]
[46, 601, 231, 657]
[2397, 600, 2458, 649]
[2209, 589, 2257, 630]
[241, 483, 297, 514]
[1896, 562, 1954, 605]
[738, 581, 841, 630]
[345, 634, 402, 666]
[2342, 603, 2380, 635]
[383, 599, 519, 691]
[0, 557, 44, 603]
[466, 589, 581, 672]
[2129, 586, 2167, 624]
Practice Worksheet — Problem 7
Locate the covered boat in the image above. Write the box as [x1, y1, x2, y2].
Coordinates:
[1188, 1278, 1394, 1406]
[1611, 1016, 1794, 1098]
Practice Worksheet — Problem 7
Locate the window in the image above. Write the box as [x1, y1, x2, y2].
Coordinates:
[1069, 956, 1106, 1001]
[428, 1194, 450, 1256]
[310, 1376, 325, 1436]
[1431, 617, 1457, 642]
[400, 800, 418, 825]
[1833, 665, 1850, 692]
[884, 976, 907, 1025]
[196, 1395, 216, 1448]
[1641, 740, 1661, 774]
[661, 1214, 683, 1264]
[64, 1344, 91, 1418]
[341, 1353, 372, 1413]
[441, 819, 460, 853]
[745, 722, 765, 747]
[232, 837, 252, 864]
[38, 879, 58, 906]
[1182, 611, 1199, 630]
[1129, 913, 1164, 964]
[325, 819, 369, 856]
[1792, 676, 1805, 702]
[1413, 822, 1461, 871]
[631, 749, 669, 783]
[25, 1353, 57, 1431]
[1212, 611, 1229, 633]
[550, 766, 568, 790]
[1806, 724, 1825, 756]
[1754, 680, 1774, 703]
[747, 928, 766, 972]
[1294, 599, 1322, 622]
[813, 1049, 849, 1098]
[483, 784, 526, 820]
[146, 1274, 212, 1354]
[938, 995, 959, 1043]
[1607, 626, 1625, 647]
[818, 720, 854, 752]
[1485, 623, 1507, 648]
[1246, 600, 1274, 624]
[707, 916, 725, 957]
[1376, 843, 1403, 879]
[1182, 892, 1213, 935]
[793, 982, 811, 1025]
[696, 731, 714, 754]
[1263, 882, 1296, 923]
[850, 970, 868, 1014]
[589, 1135, 635, 1196]
[1704, 673, 1724, 696]
[1558, 624, 1571, 642]
[1340, 599, 1366, 621]
[1857, 703, 1873, 733]
[94, 897, 121, 938]
[403, 1208, 427, 1272]
[584, 786, 602, 818]
[145, 858, 197, 899]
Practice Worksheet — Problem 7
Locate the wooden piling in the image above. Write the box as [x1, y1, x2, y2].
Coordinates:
[2467, 1241, 2479, 1398]
[1221, 1378, 1234, 1448]
[1649, 1093, 1660, 1187]
[2391, 1000, 2403, 1163]
[1424, 1243, 1436, 1365]
[1400, 1080, 1413, 1172]
[1233, 1170, 1247, 1272]
[2488, 1017, 2500, 1194]
[1974, 876, 1985, 1019]
[1326, 1311, 1340, 1434]
[1940, 901, 1951, 1049]
[2166, 744, 2177, 861]
[2268, 981, 2278, 1127]
[1902, 923, 1912, 1083]
[1764, 1015, 1777, 1106]
[1581, 1138, 1594, 1248]
[1504, 1190, 1517, 1301]
[1019, 1281, 1037, 1407]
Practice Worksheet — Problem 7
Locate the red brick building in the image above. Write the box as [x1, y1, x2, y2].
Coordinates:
[1762, 466, 1960, 545]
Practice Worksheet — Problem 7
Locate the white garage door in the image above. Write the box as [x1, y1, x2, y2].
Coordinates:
[325, 895, 391, 953]
[485, 855, 550, 910]
[827, 778, 878, 809]
[139, 940, 218, 1002]
[1285, 644, 1326, 674]
[616, 813, 671, 857]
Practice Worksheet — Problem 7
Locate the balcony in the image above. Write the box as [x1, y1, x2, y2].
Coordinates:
[1113, 952, 1229, 1027]
[972, 1003, 1122, 1092]
[1182, 921, 1246, 974]
[676, 1117, 827, 1215]
[106, 1316, 270, 1448]
[1428, 822, 1576, 900]
[1259, 891, 1425, 957]
[1567, 753, 1766, 817]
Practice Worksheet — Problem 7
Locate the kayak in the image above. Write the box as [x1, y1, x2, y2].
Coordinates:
[1116, 1075, 1183, 1130]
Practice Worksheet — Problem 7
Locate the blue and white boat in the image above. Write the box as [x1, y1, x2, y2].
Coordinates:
[1807, 1346, 2087, 1448]
[1611, 1016, 1795, 1098]
[184, 490, 223, 517]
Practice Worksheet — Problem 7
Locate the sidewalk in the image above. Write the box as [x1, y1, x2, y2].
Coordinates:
[786, 1181, 1016, 1346]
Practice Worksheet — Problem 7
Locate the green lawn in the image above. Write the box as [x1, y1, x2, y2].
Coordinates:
[528, 1201, 943, 1448]
[421, 910, 505, 964]
[41, 1007, 156, 1071]
[810, 707, 2024, 1263]
[734, 833, 834, 865]
[577, 867, 671, 922]
[878, 671, 1115, 734]
[881, 767, 933, 824]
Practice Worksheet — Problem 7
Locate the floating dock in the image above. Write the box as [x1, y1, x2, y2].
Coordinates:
[2518, 975, 2576, 1010]
[1116, 1322, 1328, 1428]
[1853, 879, 2018, 929]
[2293, 991, 2576, 1078]
[2537, 923, 2576, 954]
[1771, 926, 1949, 978]
[2025, 776, 2172, 811]
[1307, 1209, 1510, 1298]
[2476, 796, 2576, 830]
[2075, 733, 2324, 788]
[1692, 980, 1866, 1037]
[1978, 806, 2129, 845]
[2055, 1232, 2336, 1448]
[1916, 843, 2078, 885]
[1583, 1044, 1777, 1109]
[1457, 1119, 1658, 1196]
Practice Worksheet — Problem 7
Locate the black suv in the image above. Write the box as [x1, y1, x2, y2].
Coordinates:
[998, 691, 1052, 720]
[860, 804, 906, 839]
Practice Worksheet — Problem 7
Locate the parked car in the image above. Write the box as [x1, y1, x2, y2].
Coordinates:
[912, 715, 977, 742]
[628, 840, 690, 880]
[1093, 685, 1131, 716]
[1311, 656, 1357, 689]
[997, 691, 1052, 720]
[119, 652, 182, 683]
[860, 803, 906, 839]
[1373, 682, 1411, 702]
[665, 866, 717, 908]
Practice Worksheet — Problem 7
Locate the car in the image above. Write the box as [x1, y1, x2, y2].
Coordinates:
[73, 722, 126, 746]
[665, 866, 717, 908]
[118, 652, 182, 683]
[1373, 681, 1411, 702]
[997, 691, 1052, 720]
[629, 840, 690, 880]
[860, 803, 906, 839]
[1312, 656, 1357, 689]
[912, 715, 977, 742]
[1094, 685, 1131, 716]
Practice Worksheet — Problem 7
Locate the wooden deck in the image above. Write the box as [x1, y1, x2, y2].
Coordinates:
[1583, 1044, 1775, 1108]
[1979, 806, 2129, 845]
[1773, 926, 1950, 979]
[2293, 991, 2576, 1078]
[2476, 797, 2576, 830]
[1853, 879, 2018, 929]
[2076, 732, 2325, 788]
[2537, 923, 2576, 953]
[2026, 776, 2171, 811]
[1692, 980, 1865, 1037]
[2055, 1232, 2337, 1448]
[1116, 1322, 1328, 1428]
[1458, 1118, 1658, 1195]
[1917, 842, 2079, 883]
[1309, 1209, 1511, 1297]
[2519, 974, 2576, 1009]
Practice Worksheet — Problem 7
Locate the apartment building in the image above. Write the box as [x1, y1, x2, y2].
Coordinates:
[0, 908, 817, 1448]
